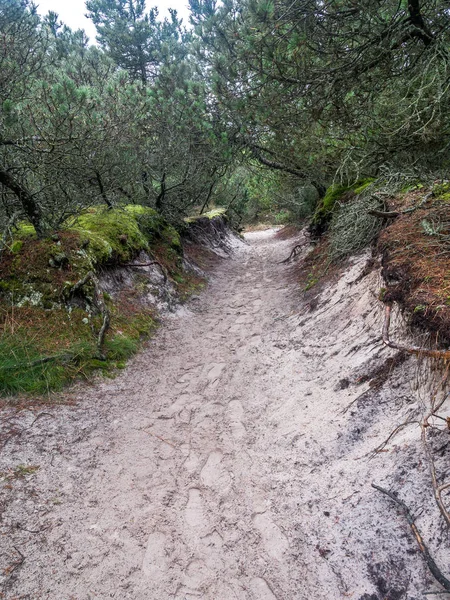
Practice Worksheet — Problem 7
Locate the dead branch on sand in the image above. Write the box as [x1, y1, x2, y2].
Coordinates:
[372, 484, 450, 594]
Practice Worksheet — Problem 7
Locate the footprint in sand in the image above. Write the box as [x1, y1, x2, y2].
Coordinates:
[250, 577, 278, 600]
[205, 363, 226, 389]
[200, 451, 231, 490]
[252, 512, 289, 561]
[227, 400, 246, 439]
[142, 532, 168, 581]
[185, 488, 209, 534]
[173, 561, 215, 600]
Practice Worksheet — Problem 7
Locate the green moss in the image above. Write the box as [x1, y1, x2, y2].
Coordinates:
[353, 178, 375, 194]
[68, 206, 149, 265]
[15, 223, 37, 239]
[161, 225, 182, 253]
[400, 181, 425, 194]
[312, 179, 375, 231]
[312, 183, 351, 226]
[304, 273, 319, 291]
[125, 205, 182, 253]
[0, 204, 185, 396]
[10, 240, 23, 253]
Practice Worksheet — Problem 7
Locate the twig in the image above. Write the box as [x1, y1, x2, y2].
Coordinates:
[0, 353, 75, 370]
[370, 420, 420, 456]
[140, 428, 178, 449]
[372, 484, 450, 593]
[382, 304, 450, 359]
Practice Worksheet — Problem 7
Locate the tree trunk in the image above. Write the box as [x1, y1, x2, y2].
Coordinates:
[95, 170, 113, 209]
[0, 168, 43, 236]
[155, 172, 166, 211]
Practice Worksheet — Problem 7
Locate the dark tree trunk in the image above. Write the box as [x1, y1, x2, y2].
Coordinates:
[0, 168, 43, 235]
[155, 172, 166, 211]
[95, 171, 113, 209]
[200, 180, 215, 214]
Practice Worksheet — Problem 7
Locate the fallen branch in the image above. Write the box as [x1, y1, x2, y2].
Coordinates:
[372, 483, 450, 593]
[368, 192, 433, 219]
[0, 353, 75, 370]
[70, 271, 110, 359]
[370, 419, 420, 456]
[368, 209, 400, 219]
[382, 304, 450, 359]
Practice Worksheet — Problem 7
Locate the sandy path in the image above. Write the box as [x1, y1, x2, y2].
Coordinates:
[1, 228, 445, 599]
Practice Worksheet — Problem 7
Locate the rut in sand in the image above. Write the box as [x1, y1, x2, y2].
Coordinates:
[1, 228, 444, 599]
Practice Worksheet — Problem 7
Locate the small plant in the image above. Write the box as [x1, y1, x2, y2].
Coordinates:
[304, 273, 319, 291]
[0, 465, 39, 480]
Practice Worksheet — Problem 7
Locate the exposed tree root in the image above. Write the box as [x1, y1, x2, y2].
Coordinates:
[422, 426, 450, 529]
[279, 243, 306, 264]
[382, 304, 450, 359]
[372, 483, 450, 594]
[70, 271, 110, 359]
[370, 419, 420, 456]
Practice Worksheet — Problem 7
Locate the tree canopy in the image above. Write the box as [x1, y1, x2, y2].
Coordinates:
[0, 0, 449, 235]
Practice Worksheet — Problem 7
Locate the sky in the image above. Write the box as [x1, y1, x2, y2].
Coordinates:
[35, 0, 192, 43]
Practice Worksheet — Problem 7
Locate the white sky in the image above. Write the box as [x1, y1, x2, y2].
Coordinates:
[35, 0, 192, 43]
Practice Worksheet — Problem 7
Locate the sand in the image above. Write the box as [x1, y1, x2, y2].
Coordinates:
[1, 228, 449, 599]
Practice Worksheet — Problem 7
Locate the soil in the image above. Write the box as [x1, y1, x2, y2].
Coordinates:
[1, 229, 449, 599]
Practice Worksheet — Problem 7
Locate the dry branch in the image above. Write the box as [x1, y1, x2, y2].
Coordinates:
[368, 209, 400, 219]
[382, 304, 450, 359]
[372, 483, 450, 593]
[368, 192, 433, 219]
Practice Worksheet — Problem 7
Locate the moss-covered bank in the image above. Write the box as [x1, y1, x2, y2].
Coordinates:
[0, 205, 204, 398]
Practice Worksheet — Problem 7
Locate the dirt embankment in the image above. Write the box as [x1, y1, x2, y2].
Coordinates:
[1, 228, 449, 599]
